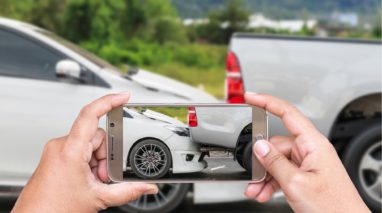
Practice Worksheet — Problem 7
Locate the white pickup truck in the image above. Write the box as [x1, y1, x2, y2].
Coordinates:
[188, 106, 253, 172]
[223, 33, 381, 212]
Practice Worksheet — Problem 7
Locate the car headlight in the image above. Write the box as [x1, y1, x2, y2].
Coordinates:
[165, 125, 190, 137]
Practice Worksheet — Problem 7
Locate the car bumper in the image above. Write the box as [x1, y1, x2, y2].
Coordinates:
[171, 150, 207, 174]
[164, 133, 207, 174]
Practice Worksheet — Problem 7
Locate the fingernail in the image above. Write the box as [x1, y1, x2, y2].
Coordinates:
[111, 92, 130, 104]
[254, 140, 270, 157]
[144, 184, 158, 195]
[119, 91, 130, 96]
[245, 91, 257, 96]
[246, 183, 256, 192]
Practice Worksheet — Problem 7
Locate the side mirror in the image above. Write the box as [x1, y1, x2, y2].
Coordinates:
[55, 60, 81, 79]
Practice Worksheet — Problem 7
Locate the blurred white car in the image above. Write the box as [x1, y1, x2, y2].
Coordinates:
[123, 108, 206, 179]
[0, 17, 216, 184]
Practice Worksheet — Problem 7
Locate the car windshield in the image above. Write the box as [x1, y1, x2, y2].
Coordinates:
[35, 28, 121, 75]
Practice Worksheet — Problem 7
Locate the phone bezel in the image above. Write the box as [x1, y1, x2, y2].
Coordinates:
[107, 103, 268, 183]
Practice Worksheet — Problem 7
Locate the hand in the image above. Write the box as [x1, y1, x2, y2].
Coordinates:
[12, 93, 158, 213]
[244, 92, 369, 213]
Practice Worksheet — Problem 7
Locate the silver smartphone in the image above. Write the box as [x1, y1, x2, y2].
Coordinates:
[107, 104, 267, 183]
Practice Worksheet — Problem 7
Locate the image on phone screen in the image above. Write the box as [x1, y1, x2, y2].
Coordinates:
[107, 104, 267, 182]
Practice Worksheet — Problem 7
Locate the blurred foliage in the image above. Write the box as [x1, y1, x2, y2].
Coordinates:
[81, 40, 225, 69]
[198, 0, 250, 44]
[143, 107, 188, 123]
[372, 9, 382, 39]
[143, 62, 226, 99]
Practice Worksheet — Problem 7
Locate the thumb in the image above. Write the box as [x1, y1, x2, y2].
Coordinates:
[253, 140, 299, 187]
[98, 182, 158, 207]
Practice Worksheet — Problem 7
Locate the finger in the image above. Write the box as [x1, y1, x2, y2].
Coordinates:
[245, 182, 265, 198]
[245, 92, 316, 137]
[245, 179, 280, 202]
[91, 167, 101, 182]
[253, 139, 300, 187]
[97, 182, 158, 207]
[91, 128, 106, 151]
[97, 159, 109, 182]
[269, 136, 294, 158]
[68, 92, 129, 149]
[89, 155, 98, 168]
[84, 128, 106, 163]
[255, 179, 280, 203]
[95, 132, 107, 161]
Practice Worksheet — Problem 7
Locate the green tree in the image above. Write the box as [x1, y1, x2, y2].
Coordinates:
[27, 0, 66, 32]
[0, 0, 12, 15]
[372, 9, 381, 39]
[0, 0, 35, 21]
[120, 0, 186, 43]
[120, 0, 148, 39]
[61, 0, 95, 42]
[62, 0, 124, 45]
[194, 0, 250, 44]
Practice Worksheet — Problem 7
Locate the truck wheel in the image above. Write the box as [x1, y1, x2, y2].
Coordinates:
[236, 155, 245, 169]
[237, 133, 252, 170]
[343, 123, 381, 212]
[119, 183, 190, 213]
[130, 139, 172, 179]
[242, 142, 252, 174]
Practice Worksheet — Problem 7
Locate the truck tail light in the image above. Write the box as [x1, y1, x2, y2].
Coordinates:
[225, 51, 245, 103]
[188, 107, 198, 127]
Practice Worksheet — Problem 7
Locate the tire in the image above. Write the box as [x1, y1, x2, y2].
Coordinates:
[242, 141, 252, 174]
[237, 134, 252, 170]
[343, 123, 381, 212]
[236, 155, 245, 169]
[119, 183, 190, 213]
[129, 139, 172, 179]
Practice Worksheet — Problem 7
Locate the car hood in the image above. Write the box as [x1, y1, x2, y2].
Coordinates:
[126, 67, 217, 102]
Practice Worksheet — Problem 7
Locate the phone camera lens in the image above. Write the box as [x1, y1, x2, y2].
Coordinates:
[110, 123, 115, 127]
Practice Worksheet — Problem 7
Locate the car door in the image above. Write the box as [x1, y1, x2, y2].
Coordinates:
[0, 27, 106, 184]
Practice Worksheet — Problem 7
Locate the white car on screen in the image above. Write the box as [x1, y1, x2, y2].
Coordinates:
[188, 106, 253, 172]
[123, 108, 206, 179]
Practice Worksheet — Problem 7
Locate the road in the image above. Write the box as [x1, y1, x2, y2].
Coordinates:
[124, 157, 251, 181]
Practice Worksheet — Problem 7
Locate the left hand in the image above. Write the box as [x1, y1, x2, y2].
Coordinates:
[12, 93, 158, 213]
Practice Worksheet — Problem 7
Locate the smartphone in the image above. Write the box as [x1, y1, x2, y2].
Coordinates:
[107, 104, 267, 183]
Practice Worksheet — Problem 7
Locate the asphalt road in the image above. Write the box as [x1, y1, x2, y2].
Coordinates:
[1, 194, 293, 213]
[124, 157, 251, 181]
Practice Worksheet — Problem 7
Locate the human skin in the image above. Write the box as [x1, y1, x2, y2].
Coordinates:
[244, 92, 370, 213]
[12, 93, 158, 213]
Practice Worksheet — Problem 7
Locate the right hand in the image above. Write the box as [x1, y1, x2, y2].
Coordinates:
[244, 92, 369, 213]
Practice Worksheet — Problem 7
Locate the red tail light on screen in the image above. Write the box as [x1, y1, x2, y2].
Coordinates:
[188, 107, 198, 127]
[225, 51, 245, 103]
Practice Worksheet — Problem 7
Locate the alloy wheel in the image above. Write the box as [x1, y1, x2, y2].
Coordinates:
[358, 141, 382, 203]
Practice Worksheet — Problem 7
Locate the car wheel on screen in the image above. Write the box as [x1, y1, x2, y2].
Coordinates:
[242, 141, 252, 174]
[236, 155, 245, 169]
[343, 123, 381, 212]
[237, 133, 252, 170]
[119, 183, 190, 213]
[130, 139, 172, 179]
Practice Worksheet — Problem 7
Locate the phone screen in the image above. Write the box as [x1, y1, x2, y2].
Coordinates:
[107, 104, 267, 183]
